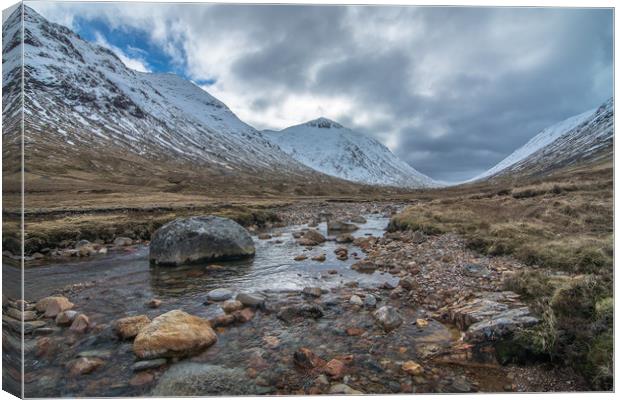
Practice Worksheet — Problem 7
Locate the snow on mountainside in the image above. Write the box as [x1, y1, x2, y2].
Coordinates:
[264, 118, 440, 188]
[2, 5, 318, 180]
[469, 99, 613, 182]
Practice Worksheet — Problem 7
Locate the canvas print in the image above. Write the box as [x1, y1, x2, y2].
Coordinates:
[1, 1, 614, 397]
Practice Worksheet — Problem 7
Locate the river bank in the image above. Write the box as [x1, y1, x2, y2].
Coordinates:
[2, 201, 588, 396]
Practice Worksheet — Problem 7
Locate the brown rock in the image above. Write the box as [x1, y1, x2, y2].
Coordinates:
[311, 254, 326, 262]
[294, 347, 325, 369]
[221, 300, 243, 313]
[233, 308, 255, 323]
[70, 314, 90, 334]
[324, 359, 345, 378]
[303, 229, 326, 244]
[263, 335, 280, 349]
[335, 233, 354, 243]
[345, 327, 364, 336]
[129, 371, 154, 386]
[147, 299, 162, 309]
[294, 255, 308, 261]
[210, 313, 236, 327]
[69, 357, 104, 375]
[115, 315, 151, 340]
[133, 310, 217, 359]
[36, 296, 74, 318]
[402, 360, 423, 376]
[55, 310, 78, 326]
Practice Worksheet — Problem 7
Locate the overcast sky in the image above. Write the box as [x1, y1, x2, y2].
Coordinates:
[28, 2, 613, 182]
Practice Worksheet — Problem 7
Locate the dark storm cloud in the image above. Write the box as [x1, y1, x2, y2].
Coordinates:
[32, 3, 613, 182]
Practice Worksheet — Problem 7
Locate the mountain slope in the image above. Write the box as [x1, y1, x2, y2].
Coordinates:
[264, 118, 440, 188]
[3, 5, 363, 196]
[469, 99, 613, 182]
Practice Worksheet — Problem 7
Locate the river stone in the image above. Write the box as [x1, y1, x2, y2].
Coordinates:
[465, 307, 539, 343]
[327, 220, 359, 232]
[149, 216, 255, 266]
[302, 287, 323, 297]
[133, 358, 167, 371]
[236, 292, 265, 308]
[364, 294, 377, 308]
[374, 306, 403, 332]
[207, 288, 233, 302]
[350, 216, 367, 224]
[349, 295, 363, 306]
[55, 310, 78, 326]
[151, 362, 259, 396]
[113, 237, 133, 246]
[302, 229, 326, 244]
[115, 315, 151, 339]
[133, 310, 217, 359]
[36, 296, 74, 318]
[329, 384, 364, 395]
[221, 300, 243, 313]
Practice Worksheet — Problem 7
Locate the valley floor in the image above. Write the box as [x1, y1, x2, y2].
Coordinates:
[2, 160, 613, 394]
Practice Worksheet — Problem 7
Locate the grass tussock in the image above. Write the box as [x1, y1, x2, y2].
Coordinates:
[390, 161, 613, 390]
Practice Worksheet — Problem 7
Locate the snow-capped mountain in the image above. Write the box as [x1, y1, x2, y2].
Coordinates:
[469, 99, 613, 182]
[3, 5, 339, 191]
[264, 118, 440, 188]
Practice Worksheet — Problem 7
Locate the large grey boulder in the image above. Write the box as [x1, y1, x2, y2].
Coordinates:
[149, 216, 255, 266]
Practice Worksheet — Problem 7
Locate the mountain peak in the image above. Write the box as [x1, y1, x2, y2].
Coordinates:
[304, 117, 343, 129]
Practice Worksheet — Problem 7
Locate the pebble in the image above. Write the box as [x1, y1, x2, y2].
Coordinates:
[303, 287, 323, 297]
[207, 288, 234, 302]
[364, 294, 377, 308]
[402, 361, 423, 376]
[236, 293, 266, 308]
[349, 295, 363, 306]
[132, 358, 167, 371]
[221, 300, 243, 313]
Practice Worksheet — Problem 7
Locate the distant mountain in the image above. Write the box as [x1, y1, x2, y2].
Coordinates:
[469, 98, 613, 182]
[3, 5, 359, 194]
[263, 118, 440, 188]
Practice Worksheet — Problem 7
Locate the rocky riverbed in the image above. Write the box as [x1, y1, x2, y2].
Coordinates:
[2, 201, 586, 396]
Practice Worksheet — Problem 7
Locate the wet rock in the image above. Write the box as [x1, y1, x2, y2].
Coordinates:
[149, 216, 255, 266]
[351, 261, 378, 272]
[350, 216, 367, 224]
[349, 295, 363, 306]
[75, 240, 97, 257]
[402, 360, 423, 376]
[55, 310, 78, 326]
[302, 229, 326, 244]
[130, 371, 154, 386]
[236, 292, 266, 308]
[35, 296, 74, 318]
[303, 287, 323, 297]
[68, 357, 104, 375]
[209, 313, 236, 328]
[311, 254, 326, 262]
[364, 294, 377, 308]
[113, 237, 133, 246]
[346, 327, 364, 336]
[292, 231, 304, 239]
[76, 349, 112, 359]
[451, 376, 472, 392]
[133, 358, 167, 371]
[335, 233, 354, 243]
[115, 315, 151, 340]
[6, 307, 37, 321]
[374, 306, 403, 332]
[207, 288, 233, 302]
[233, 308, 255, 323]
[294, 255, 308, 261]
[277, 304, 324, 323]
[221, 300, 243, 313]
[133, 310, 217, 359]
[263, 335, 280, 349]
[152, 362, 259, 396]
[294, 347, 325, 369]
[70, 314, 90, 333]
[147, 299, 162, 309]
[415, 318, 429, 328]
[327, 220, 359, 232]
[328, 383, 364, 395]
[325, 359, 345, 378]
[257, 233, 272, 240]
[465, 307, 539, 343]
